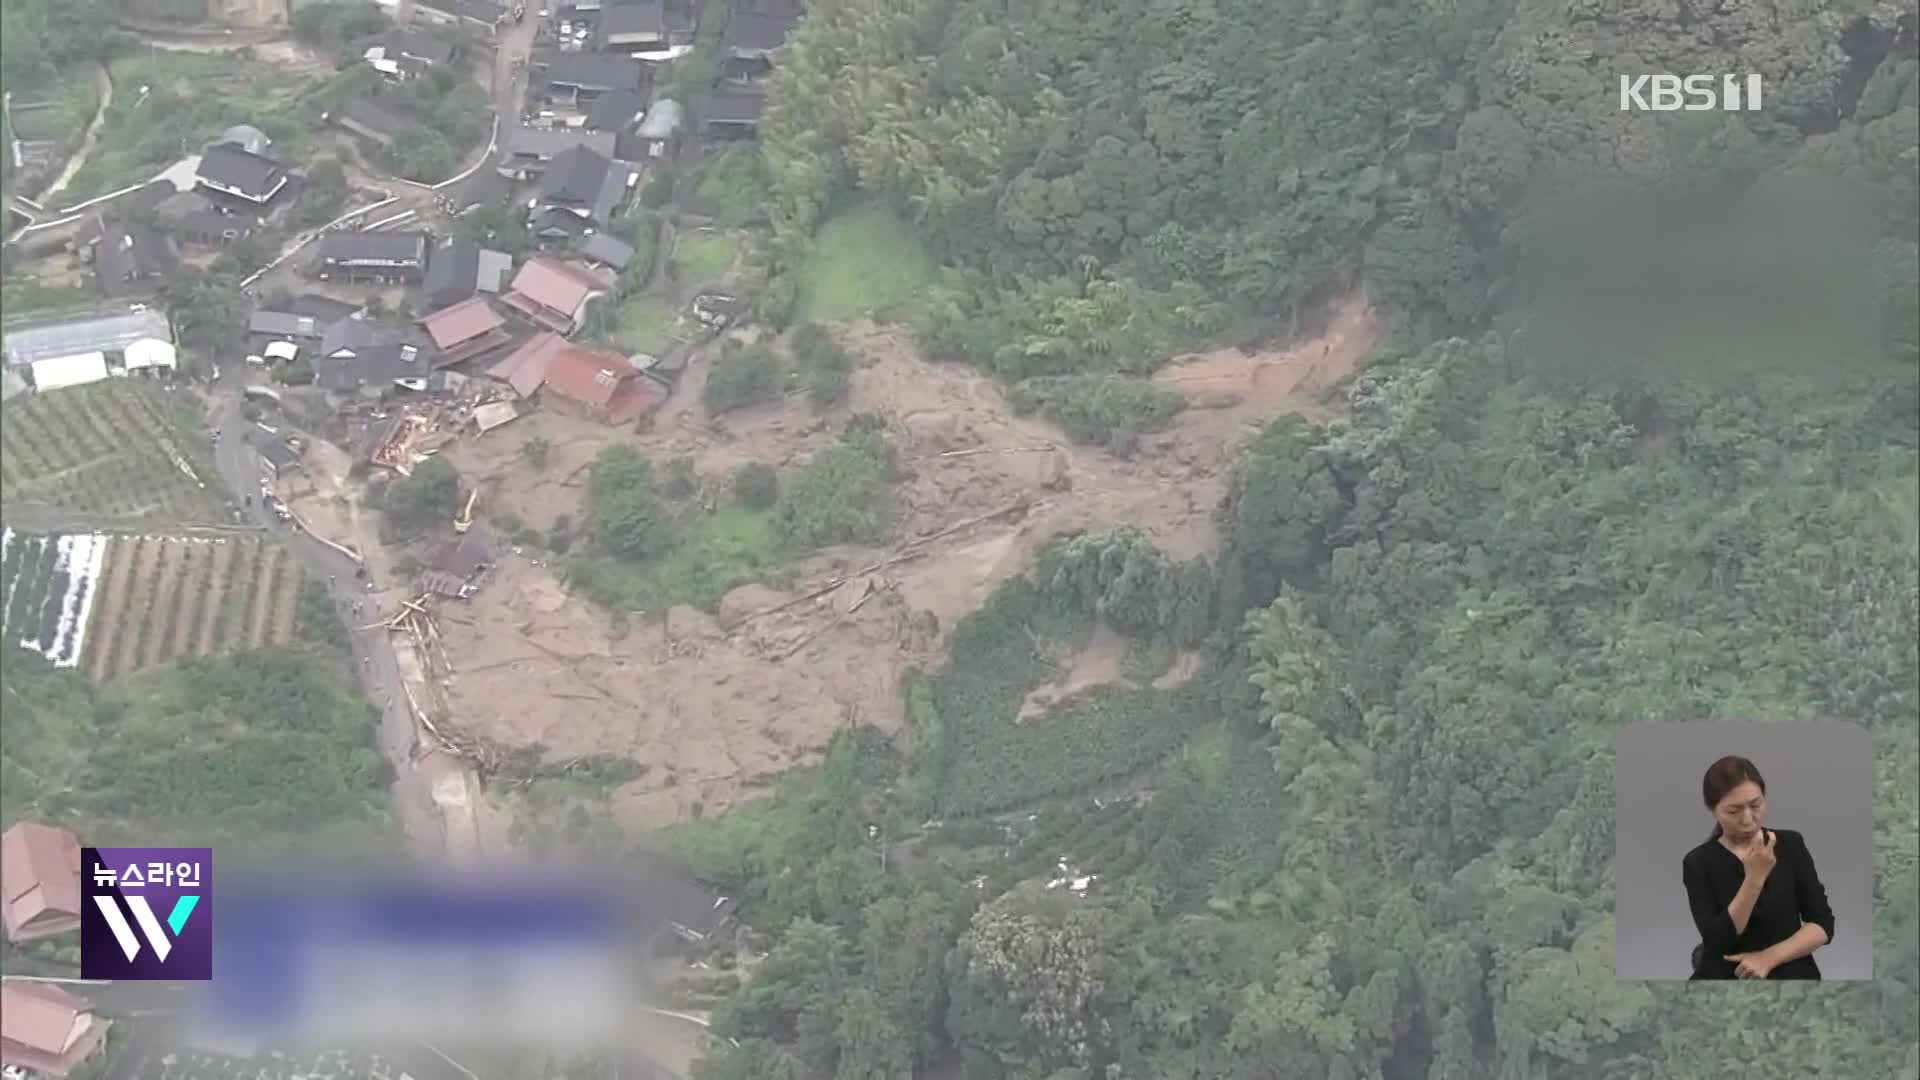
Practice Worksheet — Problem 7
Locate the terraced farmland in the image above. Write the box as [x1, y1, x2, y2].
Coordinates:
[81, 534, 306, 682]
[0, 379, 227, 524]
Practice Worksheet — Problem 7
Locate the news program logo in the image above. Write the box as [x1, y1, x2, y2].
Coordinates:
[1620, 74, 1764, 112]
[80, 848, 212, 980]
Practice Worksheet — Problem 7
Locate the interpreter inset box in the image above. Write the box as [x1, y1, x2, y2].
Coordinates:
[1613, 721, 1872, 980]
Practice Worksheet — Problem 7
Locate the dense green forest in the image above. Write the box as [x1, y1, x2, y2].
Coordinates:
[663, 1, 1920, 1078]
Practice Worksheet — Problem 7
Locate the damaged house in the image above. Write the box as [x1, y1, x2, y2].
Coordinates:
[421, 532, 494, 599]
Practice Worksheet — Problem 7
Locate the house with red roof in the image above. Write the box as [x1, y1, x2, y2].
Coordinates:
[1, 822, 82, 943]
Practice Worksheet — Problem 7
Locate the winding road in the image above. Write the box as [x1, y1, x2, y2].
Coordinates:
[207, 390, 446, 855]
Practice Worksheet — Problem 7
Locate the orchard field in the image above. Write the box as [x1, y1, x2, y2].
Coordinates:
[0, 379, 226, 524]
[82, 534, 307, 682]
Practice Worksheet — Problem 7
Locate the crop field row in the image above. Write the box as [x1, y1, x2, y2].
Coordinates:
[80, 534, 306, 682]
[0, 379, 227, 523]
[1, 528, 109, 667]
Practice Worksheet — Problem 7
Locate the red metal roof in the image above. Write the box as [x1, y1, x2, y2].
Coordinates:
[542, 345, 637, 410]
[486, 331, 569, 398]
[417, 296, 506, 349]
[506, 257, 596, 318]
[1, 822, 81, 943]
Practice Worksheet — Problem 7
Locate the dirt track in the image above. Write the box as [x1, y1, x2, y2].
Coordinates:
[433, 293, 1379, 832]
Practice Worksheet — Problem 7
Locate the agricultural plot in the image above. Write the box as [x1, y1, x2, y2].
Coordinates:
[81, 534, 306, 682]
[0, 528, 109, 668]
[0, 379, 227, 524]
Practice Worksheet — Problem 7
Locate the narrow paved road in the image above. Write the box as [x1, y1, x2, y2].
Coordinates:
[207, 389, 445, 855]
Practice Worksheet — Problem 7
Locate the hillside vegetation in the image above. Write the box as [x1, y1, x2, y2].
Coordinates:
[665, 2, 1920, 1079]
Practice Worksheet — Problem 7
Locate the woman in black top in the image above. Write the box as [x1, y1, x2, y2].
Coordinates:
[1682, 755, 1835, 979]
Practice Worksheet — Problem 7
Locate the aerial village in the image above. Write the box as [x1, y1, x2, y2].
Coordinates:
[1, 3, 803, 1077]
[3, 0, 800, 599]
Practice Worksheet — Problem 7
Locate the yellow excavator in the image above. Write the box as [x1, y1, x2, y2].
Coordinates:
[453, 490, 477, 534]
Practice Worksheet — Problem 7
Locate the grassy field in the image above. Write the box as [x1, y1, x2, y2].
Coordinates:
[613, 293, 688, 356]
[0, 379, 227, 524]
[669, 227, 739, 285]
[6, 71, 97, 143]
[796, 205, 937, 322]
[568, 506, 783, 614]
[60, 50, 323, 202]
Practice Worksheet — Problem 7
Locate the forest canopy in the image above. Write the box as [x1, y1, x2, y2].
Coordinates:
[673, 2, 1920, 1079]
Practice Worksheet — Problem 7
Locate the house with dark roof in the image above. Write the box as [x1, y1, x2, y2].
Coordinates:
[585, 87, 647, 132]
[0, 822, 83, 943]
[317, 317, 432, 394]
[579, 230, 636, 271]
[290, 293, 364, 324]
[89, 218, 179, 298]
[195, 142, 291, 207]
[418, 296, 515, 367]
[424, 238, 515, 310]
[700, 90, 765, 139]
[722, 0, 802, 80]
[540, 52, 647, 105]
[0, 982, 110, 1078]
[249, 307, 335, 346]
[664, 0, 700, 45]
[533, 145, 634, 236]
[603, 0, 667, 51]
[505, 126, 618, 178]
[501, 257, 602, 334]
[315, 230, 432, 284]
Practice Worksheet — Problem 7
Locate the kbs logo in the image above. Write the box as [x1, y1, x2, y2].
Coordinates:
[1620, 74, 1764, 112]
[80, 847, 213, 980]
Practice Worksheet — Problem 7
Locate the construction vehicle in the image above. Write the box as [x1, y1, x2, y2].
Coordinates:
[453, 490, 477, 534]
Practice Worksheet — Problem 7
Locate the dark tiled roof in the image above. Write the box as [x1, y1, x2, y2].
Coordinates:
[701, 91, 765, 125]
[585, 88, 647, 132]
[539, 145, 613, 205]
[250, 310, 330, 338]
[602, 0, 665, 37]
[425, 238, 482, 301]
[290, 294, 362, 323]
[579, 231, 635, 269]
[723, 9, 800, 53]
[318, 318, 431, 390]
[196, 143, 287, 198]
[542, 52, 646, 92]
[318, 229, 430, 265]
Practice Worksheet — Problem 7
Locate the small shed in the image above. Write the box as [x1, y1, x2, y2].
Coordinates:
[122, 337, 178, 372]
[29, 352, 110, 391]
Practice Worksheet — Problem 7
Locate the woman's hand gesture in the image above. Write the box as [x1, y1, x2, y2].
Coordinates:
[1738, 829, 1778, 881]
